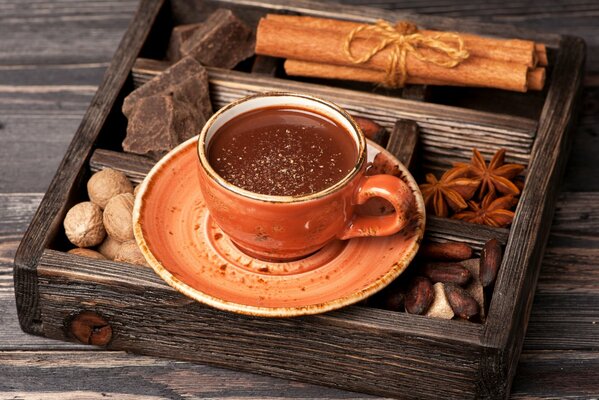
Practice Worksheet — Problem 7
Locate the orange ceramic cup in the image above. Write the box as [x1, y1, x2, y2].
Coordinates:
[197, 92, 414, 261]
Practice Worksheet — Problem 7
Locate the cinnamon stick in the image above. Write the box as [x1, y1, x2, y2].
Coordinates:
[266, 14, 537, 68]
[284, 59, 447, 86]
[257, 18, 530, 92]
[535, 43, 548, 66]
[527, 67, 546, 91]
[285, 59, 545, 90]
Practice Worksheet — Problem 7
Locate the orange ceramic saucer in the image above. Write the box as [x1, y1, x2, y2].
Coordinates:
[133, 136, 425, 317]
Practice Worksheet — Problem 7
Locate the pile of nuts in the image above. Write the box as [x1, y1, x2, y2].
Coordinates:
[63, 168, 149, 267]
[376, 239, 503, 323]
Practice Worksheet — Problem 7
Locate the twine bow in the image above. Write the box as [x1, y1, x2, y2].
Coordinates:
[343, 20, 470, 88]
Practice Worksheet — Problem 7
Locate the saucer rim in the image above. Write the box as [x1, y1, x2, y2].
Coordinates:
[133, 135, 426, 318]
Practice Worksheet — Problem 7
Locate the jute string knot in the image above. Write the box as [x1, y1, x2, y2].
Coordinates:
[343, 20, 470, 88]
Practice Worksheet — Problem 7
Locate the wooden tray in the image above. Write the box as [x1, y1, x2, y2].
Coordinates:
[14, 0, 585, 398]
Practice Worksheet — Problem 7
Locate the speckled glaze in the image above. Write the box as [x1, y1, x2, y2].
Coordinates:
[133, 136, 425, 317]
[197, 92, 414, 261]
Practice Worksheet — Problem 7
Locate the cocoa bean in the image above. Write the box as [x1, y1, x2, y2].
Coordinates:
[384, 291, 405, 312]
[352, 116, 388, 145]
[444, 284, 479, 320]
[422, 262, 472, 286]
[420, 242, 473, 261]
[480, 238, 502, 287]
[405, 277, 434, 315]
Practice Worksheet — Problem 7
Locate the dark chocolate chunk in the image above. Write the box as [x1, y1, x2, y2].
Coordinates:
[179, 9, 255, 68]
[122, 56, 212, 159]
[122, 56, 212, 119]
[123, 95, 205, 160]
[167, 23, 203, 61]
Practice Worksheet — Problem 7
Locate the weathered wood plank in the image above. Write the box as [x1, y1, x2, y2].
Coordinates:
[561, 85, 599, 192]
[387, 120, 419, 169]
[214, 0, 561, 44]
[0, 292, 91, 351]
[0, 0, 136, 66]
[0, 193, 88, 350]
[13, 0, 167, 336]
[0, 350, 371, 399]
[481, 34, 585, 398]
[511, 351, 599, 399]
[524, 292, 599, 351]
[36, 250, 483, 400]
[0, 64, 108, 88]
[0, 349, 596, 399]
[0, 194, 44, 290]
[0, 116, 81, 193]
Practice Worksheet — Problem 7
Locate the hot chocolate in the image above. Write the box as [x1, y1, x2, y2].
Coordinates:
[208, 106, 357, 196]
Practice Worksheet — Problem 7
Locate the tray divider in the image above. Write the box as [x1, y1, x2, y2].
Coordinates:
[386, 119, 419, 169]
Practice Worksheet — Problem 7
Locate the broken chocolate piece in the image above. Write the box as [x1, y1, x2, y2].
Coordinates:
[122, 56, 212, 120]
[167, 23, 203, 61]
[122, 56, 213, 159]
[123, 95, 204, 160]
[179, 9, 255, 68]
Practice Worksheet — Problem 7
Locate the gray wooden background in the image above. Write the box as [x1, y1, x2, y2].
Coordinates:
[1, 0, 598, 398]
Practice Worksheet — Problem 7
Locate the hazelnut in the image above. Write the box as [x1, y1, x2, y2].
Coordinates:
[67, 248, 107, 260]
[64, 202, 106, 247]
[114, 240, 149, 267]
[97, 236, 123, 260]
[103, 193, 135, 242]
[87, 168, 133, 209]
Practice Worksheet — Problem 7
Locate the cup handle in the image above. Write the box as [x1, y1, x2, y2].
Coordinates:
[337, 174, 413, 240]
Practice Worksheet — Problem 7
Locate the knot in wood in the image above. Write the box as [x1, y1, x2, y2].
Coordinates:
[68, 311, 112, 346]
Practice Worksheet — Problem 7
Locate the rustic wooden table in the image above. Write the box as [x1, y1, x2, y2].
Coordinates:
[1, 0, 598, 398]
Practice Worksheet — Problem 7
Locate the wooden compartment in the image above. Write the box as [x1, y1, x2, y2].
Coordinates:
[14, 0, 585, 398]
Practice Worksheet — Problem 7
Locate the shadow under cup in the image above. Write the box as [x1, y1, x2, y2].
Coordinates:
[196, 92, 369, 261]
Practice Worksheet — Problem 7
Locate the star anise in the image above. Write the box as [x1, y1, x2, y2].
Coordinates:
[452, 193, 517, 228]
[419, 169, 480, 217]
[453, 149, 525, 197]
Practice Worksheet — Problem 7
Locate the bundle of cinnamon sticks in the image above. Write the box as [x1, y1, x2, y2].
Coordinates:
[255, 15, 547, 92]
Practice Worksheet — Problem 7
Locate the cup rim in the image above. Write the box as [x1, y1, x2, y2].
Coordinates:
[197, 91, 367, 203]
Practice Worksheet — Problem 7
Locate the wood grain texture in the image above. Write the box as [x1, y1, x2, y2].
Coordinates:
[13, 0, 166, 336]
[2, 0, 598, 399]
[481, 34, 585, 398]
[0, 193, 599, 399]
[1, 192, 598, 398]
[15, 0, 586, 397]
[0, 193, 97, 350]
[0, 349, 597, 399]
[387, 120, 419, 169]
[0, 194, 43, 290]
[0, 349, 598, 399]
[36, 250, 483, 400]
[0, 350, 373, 399]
